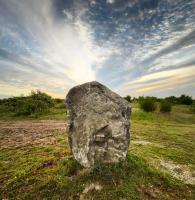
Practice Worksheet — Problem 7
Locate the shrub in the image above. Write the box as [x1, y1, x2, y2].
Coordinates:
[15, 99, 49, 116]
[124, 95, 132, 103]
[30, 90, 54, 107]
[165, 96, 179, 104]
[54, 98, 64, 104]
[139, 97, 157, 112]
[179, 94, 193, 105]
[160, 100, 172, 113]
[0, 90, 55, 116]
[0, 97, 23, 112]
[15, 99, 32, 115]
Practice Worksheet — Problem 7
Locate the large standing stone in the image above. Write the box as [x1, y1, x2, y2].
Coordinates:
[65, 81, 131, 167]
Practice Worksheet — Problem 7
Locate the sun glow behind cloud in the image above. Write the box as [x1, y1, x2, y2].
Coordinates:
[0, 0, 195, 98]
[0, 0, 98, 97]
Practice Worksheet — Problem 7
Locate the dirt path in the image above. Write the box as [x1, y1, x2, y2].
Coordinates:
[0, 120, 66, 149]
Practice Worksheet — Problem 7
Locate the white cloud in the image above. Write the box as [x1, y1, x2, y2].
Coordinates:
[115, 65, 195, 97]
[0, 0, 122, 97]
[1, 0, 195, 98]
[107, 0, 115, 4]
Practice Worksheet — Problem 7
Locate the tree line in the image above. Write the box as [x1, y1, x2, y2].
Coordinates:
[0, 91, 194, 116]
[124, 94, 195, 113]
[124, 94, 194, 105]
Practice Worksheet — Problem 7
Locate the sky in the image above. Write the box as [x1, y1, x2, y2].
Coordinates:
[0, 0, 195, 99]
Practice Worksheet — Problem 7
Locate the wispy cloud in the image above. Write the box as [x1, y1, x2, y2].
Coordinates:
[116, 65, 195, 97]
[0, 0, 97, 96]
[0, 0, 195, 98]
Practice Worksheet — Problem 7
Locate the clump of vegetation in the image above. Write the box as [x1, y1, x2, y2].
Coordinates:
[16, 91, 54, 116]
[165, 94, 193, 105]
[179, 94, 193, 105]
[139, 97, 157, 112]
[54, 98, 66, 109]
[124, 95, 132, 103]
[0, 90, 54, 116]
[54, 98, 64, 104]
[165, 96, 179, 104]
[160, 100, 172, 113]
[15, 98, 44, 115]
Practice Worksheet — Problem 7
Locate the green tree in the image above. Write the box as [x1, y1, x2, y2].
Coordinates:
[139, 97, 157, 112]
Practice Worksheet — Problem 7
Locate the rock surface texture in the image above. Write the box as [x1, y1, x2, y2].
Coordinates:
[65, 81, 131, 167]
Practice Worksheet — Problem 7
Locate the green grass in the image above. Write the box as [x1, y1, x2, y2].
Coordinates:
[0, 107, 67, 120]
[1, 147, 193, 200]
[132, 103, 195, 124]
[131, 103, 195, 166]
[0, 103, 195, 199]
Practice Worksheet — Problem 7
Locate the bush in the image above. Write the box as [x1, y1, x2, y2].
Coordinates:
[0, 90, 55, 116]
[165, 95, 194, 105]
[124, 95, 132, 103]
[15, 98, 49, 116]
[179, 94, 193, 105]
[0, 97, 23, 112]
[139, 97, 157, 112]
[54, 98, 64, 104]
[15, 99, 32, 115]
[30, 90, 54, 107]
[160, 100, 172, 113]
[165, 96, 179, 104]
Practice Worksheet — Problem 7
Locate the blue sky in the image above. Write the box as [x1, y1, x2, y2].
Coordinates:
[0, 0, 195, 98]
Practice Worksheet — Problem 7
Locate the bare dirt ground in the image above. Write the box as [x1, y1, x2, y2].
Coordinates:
[0, 120, 66, 149]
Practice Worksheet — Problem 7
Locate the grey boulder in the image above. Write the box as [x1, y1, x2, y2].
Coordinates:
[65, 81, 131, 167]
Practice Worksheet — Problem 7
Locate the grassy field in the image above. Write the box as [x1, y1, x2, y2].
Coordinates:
[0, 103, 194, 199]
